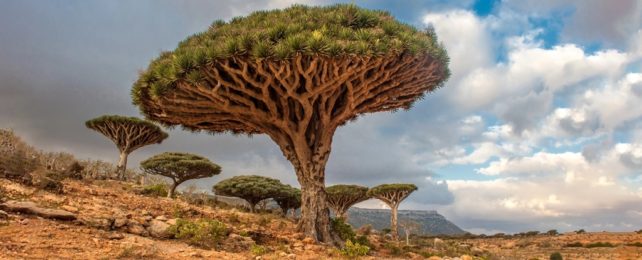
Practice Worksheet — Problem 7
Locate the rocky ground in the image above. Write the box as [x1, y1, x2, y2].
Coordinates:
[2, 178, 642, 260]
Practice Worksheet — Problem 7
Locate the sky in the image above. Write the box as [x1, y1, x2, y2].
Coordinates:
[1, 0, 641, 234]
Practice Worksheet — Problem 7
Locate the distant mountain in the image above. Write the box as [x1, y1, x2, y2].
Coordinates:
[346, 207, 466, 235]
[210, 195, 466, 235]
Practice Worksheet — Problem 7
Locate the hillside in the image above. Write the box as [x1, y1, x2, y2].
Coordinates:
[347, 207, 466, 236]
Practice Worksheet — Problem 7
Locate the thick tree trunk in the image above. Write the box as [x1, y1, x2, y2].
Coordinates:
[168, 182, 177, 198]
[391, 205, 399, 240]
[249, 202, 256, 213]
[116, 151, 128, 180]
[297, 172, 335, 243]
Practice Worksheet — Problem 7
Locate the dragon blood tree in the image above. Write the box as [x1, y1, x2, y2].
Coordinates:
[368, 184, 417, 240]
[326, 184, 369, 221]
[274, 184, 302, 217]
[85, 115, 168, 180]
[213, 175, 286, 213]
[131, 4, 449, 242]
[140, 152, 221, 198]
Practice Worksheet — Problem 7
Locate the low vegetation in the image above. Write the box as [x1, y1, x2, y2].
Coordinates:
[167, 218, 230, 249]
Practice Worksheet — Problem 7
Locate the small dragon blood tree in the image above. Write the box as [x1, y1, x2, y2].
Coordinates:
[274, 184, 302, 217]
[326, 184, 369, 221]
[213, 175, 286, 213]
[368, 183, 417, 240]
[131, 4, 449, 242]
[140, 152, 222, 198]
[85, 115, 168, 180]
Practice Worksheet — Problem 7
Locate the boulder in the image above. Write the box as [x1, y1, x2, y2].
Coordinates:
[147, 219, 171, 238]
[0, 200, 76, 221]
[113, 218, 128, 228]
[80, 217, 114, 230]
[127, 222, 148, 236]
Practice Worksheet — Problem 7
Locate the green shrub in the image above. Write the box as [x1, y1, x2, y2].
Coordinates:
[627, 242, 642, 247]
[141, 183, 168, 197]
[340, 240, 370, 258]
[167, 218, 229, 249]
[250, 244, 268, 256]
[584, 242, 615, 248]
[550, 252, 563, 260]
[382, 228, 391, 234]
[546, 229, 558, 236]
[383, 242, 402, 256]
[331, 218, 356, 241]
[575, 229, 586, 234]
[354, 235, 373, 248]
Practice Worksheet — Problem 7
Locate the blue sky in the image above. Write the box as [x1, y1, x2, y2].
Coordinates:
[1, 0, 641, 234]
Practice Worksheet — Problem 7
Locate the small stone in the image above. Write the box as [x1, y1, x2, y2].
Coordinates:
[155, 215, 167, 221]
[127, 223, 148, 236]
[0, 210, 8, 220]
[428, 257, 443, 260]
[113, 218, 128, 228]
[107, 233, 125, 240]
[166, 218, 177, 226]
[60, 205, 79, 213]
[278, 251, 288, 257]
[19, 218, 30, 225]
[287, 254, 296, 259]
[461, 255, 473, 260]
[254, 256, 262, 260]
[140, 210, 151, 216]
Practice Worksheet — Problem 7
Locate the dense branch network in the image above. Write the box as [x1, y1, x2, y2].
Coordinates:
[138, 54, 445, 155]
[85, 115, 168, 154]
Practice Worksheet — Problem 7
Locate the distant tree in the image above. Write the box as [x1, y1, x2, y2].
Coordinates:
[399, 220, 421, 246]
[140, 152, 221, 198]
[131, 4, 450, 242]
[213, 175, 285, 213]
[368, 184, 417, 240]
[547, 229, 559, 236]
[85, 115, 168, 180]
[274, 185, 301, 217]
[326, 184, 369, 221]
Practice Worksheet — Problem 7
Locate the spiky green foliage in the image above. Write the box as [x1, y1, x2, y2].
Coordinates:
[140, 152, 221, 197]
[367, 183, 417, 198]
[326, 184, 369, 219]
[273, 184, 301, 215]
[212, 175, 286, 212]
[85, 115, 166, 134]
[132, 4, 449, 103]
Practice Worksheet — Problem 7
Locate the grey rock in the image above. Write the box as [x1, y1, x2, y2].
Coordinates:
[147, 220, 171, 238]
[0, 200, 76, 221]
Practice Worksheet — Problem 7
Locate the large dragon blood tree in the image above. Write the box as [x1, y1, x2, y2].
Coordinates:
[131, 4, 449, 242]
[86, 115, 168, 180]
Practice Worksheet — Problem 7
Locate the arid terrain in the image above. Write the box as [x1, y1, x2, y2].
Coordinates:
[2, 178, 642, 260]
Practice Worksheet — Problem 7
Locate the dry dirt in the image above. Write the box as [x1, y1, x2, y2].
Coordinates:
[2, 178, 642, 260]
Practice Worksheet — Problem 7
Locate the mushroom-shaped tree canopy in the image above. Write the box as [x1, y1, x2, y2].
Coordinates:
[274, 184, 302, 216]
[132, 4, 449, 243]
[326, 184, 369, 221]
[367, 183, 417, 240]
[213, 175, 285, 213]
[85, 115, 168, 180]
[140, 152, 221, 198]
